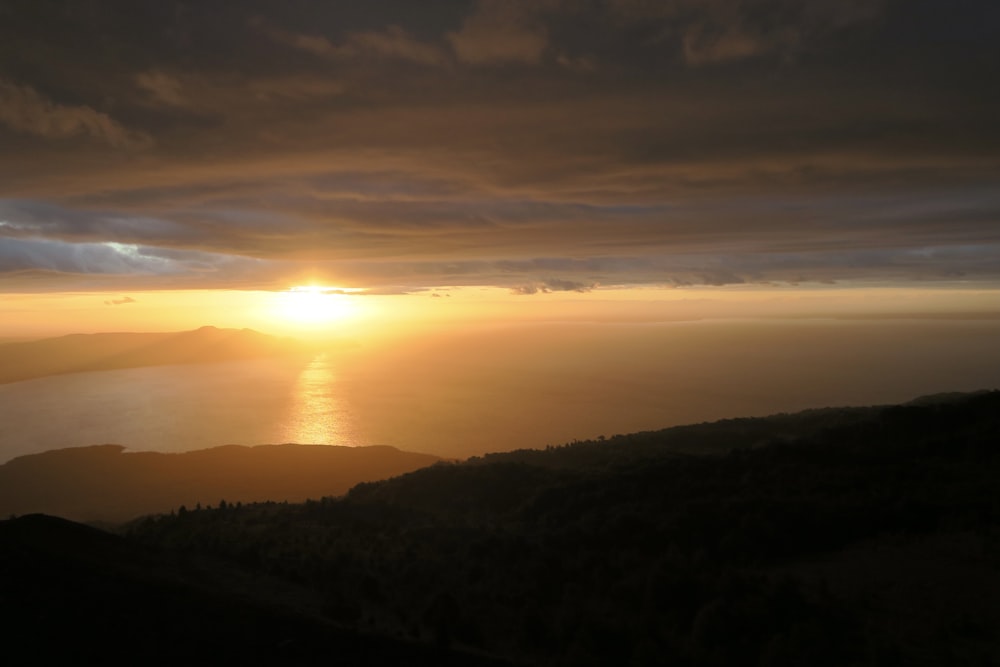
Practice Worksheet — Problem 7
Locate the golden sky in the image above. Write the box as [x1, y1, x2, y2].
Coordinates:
[2, 284, 998, 342]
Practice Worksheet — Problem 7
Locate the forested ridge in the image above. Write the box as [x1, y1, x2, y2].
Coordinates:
[118, 390, 1000, 666]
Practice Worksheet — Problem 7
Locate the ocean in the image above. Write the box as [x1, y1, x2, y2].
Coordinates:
[2, 319, 999, 463]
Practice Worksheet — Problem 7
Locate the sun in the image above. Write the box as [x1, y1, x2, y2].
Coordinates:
[272, 285, 359, 329]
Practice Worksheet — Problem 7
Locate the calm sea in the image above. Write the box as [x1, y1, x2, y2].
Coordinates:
[2, 320, 999, 463]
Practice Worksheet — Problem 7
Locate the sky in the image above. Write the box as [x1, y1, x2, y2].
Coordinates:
[1, 0, 999, 336]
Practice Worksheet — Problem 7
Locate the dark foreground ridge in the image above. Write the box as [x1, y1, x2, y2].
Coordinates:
[0, 513, 513, 666]
[4, 390, 999, 665]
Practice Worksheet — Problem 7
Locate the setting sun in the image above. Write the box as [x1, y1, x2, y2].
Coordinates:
[271, 286, 360, 329]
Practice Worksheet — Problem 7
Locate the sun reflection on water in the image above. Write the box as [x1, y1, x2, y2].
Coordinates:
[280, 353, 359, 445]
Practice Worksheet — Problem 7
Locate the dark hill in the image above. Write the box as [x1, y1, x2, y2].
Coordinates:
[0, 513, 514, 666]
[0, 326, 310, 385]
[129, 390, 1000, 666]
[0, 443, 440, 523]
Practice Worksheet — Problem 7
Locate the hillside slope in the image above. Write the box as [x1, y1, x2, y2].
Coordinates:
[129, 390, 1000, 666]
[0, 513, 513, 666]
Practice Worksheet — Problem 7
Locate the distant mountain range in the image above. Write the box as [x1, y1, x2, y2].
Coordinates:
[0, 326, 309, 385]
[0, 443, 440, 523]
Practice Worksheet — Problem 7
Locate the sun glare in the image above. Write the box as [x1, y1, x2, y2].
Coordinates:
[272, 286, 359, 329]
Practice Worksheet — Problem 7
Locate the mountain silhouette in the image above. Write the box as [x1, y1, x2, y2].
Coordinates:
[0, 326, 311, 385]
[0, 443, 440, 523]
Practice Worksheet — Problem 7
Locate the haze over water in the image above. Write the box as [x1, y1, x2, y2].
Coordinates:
[3, 318, 998, 464]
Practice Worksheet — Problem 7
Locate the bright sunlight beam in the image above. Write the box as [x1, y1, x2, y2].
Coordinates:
[271, 286, 361, 330]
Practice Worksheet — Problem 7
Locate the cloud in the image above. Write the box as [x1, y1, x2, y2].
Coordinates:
[606, 0, 887, 66]
[0, 2, 998, 294]
[104, 296, 137, 306]
[0, 79, 152, 149]
[0, 238, 171, 276]
[345, 25, 449, 65]
[257, 20, 447, 66]
[136, 71, 188, 107]
[0, 236, 283, 291]
[511, 279, 596, 295]
[3, 229, 1000, 293]
[682, 24, 787, 66]
[448, 0, 548, 65]
[547, 279, 597, 292]
[0, 199, 202, 247]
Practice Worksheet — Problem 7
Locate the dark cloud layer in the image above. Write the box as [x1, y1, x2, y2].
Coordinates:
[0, 0, 998, 292]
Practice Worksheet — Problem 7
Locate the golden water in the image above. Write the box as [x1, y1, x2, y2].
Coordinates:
[279, 353, 359, 446]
